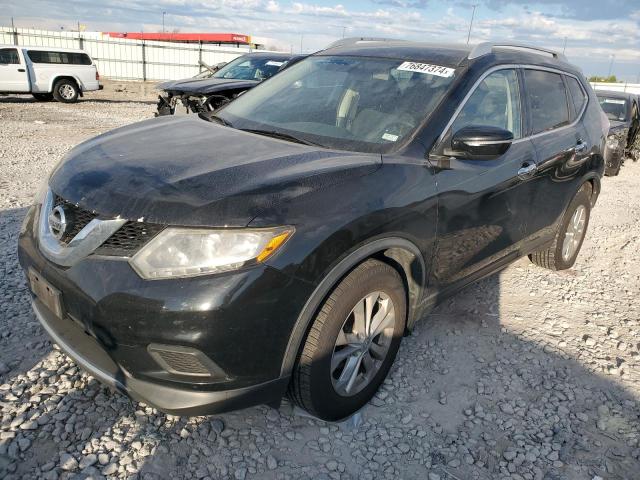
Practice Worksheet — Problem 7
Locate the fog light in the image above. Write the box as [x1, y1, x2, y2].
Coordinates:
[147, 344, 226, 378]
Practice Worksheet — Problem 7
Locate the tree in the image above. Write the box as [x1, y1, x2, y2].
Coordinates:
[589, 75, 618, 83]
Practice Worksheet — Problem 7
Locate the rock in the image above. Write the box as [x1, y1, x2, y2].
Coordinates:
[326, 460, 338, 471]
[267, 455, 277, 470]
[59, 453, 78, 471]
[504, 450, 517, 461]
[79, 454, 97, 469]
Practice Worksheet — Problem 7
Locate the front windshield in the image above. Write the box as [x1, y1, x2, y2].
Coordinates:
[598, 96, 629, 122]
[217, 55, 457, 153]
[213, 56, 288, 81]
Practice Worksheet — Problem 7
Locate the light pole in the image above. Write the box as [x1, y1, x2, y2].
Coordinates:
[607, 54, 615, 78]
[466, 4, 478, 45]
[342, 26, 347, 38]
[562, 37, 567, 54]
[162, 11, 166, 33]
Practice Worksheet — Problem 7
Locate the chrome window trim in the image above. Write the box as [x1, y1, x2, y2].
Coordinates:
[38, 189, 126, 267]
[435, 64, 589, 150]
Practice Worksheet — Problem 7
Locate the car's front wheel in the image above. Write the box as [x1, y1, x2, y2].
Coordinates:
[289, 259, 406, 421]
[529, 183, 591, 270]
[604, 153, 622, 176]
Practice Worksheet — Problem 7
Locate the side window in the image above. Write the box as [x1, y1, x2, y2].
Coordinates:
[524, 70, 570, 134]
[452, 69, 522, 139]
[0, 48, 20, 65]
[566, 76, 587, 121]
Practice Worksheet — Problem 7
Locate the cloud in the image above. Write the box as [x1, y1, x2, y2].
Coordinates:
[2, 0, 639, 80]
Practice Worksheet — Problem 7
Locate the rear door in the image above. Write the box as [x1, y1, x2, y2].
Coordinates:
[524, 69, 590, 241]
[0, 47, 29, 92]
[430, 68, 538, 291]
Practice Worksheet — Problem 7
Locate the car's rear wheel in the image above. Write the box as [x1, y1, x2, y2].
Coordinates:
[53, 79, 79, 103]
[32, 92, 53, 101]
[289, 259, 406, 421]
[529, 183, 591, 270]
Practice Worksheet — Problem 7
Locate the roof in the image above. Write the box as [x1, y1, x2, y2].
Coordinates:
[594, 89, 636, 101]
[319, 38, 578, 72]
[1, 44, 88, 54]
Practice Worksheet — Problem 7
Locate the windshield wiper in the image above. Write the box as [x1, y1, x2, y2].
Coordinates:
[201, 113, 234, 127]
[239, 128, 320, 146]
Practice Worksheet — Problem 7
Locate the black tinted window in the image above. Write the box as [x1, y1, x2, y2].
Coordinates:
[566, 76, 586, 120]
[0, 48, 19, 64]
[452, 69, 522, 139]
[524, 70, 570, 134]
[27, 50, 91, 65]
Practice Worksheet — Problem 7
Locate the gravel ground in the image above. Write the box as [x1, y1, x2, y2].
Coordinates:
[1, 83, 639, 480]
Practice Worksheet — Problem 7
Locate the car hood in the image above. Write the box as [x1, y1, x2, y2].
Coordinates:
[49, 116, 381, 227]
[157, 77, 259, 94]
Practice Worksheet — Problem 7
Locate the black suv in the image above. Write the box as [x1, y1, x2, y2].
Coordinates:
[18, 39, 606, 421]
[595, 90, 639, 175]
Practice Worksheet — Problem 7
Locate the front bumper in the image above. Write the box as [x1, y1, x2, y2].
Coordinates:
[33, 299, 290, 415]
[18, 206, 314, 415]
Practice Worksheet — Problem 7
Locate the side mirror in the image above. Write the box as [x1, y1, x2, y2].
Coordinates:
[450, 125, 514, 160]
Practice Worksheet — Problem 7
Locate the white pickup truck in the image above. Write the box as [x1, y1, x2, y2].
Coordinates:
[0, 45, 102, 103]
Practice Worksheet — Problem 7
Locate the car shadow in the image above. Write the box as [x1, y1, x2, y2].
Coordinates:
[1, 203, 638, 479]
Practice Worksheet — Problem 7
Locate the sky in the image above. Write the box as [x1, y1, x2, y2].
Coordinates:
[1, 0, 639, 81]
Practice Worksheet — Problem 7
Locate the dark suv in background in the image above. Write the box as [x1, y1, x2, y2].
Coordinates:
[595, 90, 639, 175]
[155, 52, 304, 115]
[19, 39, 606, 421]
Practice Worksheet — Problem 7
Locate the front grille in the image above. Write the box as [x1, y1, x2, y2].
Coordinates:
[52, 193, 164, 256]
[95, 221, 164, 256]
[53, 195, 99, 243]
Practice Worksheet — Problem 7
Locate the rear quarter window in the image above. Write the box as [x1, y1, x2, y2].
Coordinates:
[524, 69, 570, 135]
[565, 76, 587, 121]
[27, 50, 92, 65]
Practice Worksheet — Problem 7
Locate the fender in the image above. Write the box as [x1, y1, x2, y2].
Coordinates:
[279, 236, 427, 378]
[48, 74, 85, 94]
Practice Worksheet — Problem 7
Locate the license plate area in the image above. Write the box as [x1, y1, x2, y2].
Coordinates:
[28, 268, 64, 318]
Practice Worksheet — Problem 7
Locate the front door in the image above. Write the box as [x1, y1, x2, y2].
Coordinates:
[429, 68, 538, 292]
[0, 48, 29, 92]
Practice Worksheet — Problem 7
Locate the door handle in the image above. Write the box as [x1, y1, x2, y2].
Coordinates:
[517, 162, 537, 180]
[574, 142, 587, 154]
[17, 68, 25, 72]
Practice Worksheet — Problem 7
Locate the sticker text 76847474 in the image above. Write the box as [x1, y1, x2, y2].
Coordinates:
[396, 62, 455, 78]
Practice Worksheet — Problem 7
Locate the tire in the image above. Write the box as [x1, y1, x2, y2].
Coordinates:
[32, 92, 53, 101]
[604, 154, 622, 176]
[52, 79, 79, 103]
[289, 259, 406, 421]
[529, 183, 591, 271]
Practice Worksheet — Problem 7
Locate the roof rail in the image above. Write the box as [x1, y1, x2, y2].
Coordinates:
[324, 37, 402, 50]
[468, 42, 567, 62]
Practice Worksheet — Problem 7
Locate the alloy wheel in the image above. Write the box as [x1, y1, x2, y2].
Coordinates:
[59, 84, 76, 100]
[562, 204, 586, 261]
[331, 291, 395, 397]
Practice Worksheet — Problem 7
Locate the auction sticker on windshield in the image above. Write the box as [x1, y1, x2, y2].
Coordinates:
[397, 62, 455, 78]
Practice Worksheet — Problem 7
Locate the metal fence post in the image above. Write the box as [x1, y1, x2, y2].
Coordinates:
[141, 40, 147, 81]
[78, 33, 84, 50]
[198, 41, 203, 73]
[11, 18, 18, 45]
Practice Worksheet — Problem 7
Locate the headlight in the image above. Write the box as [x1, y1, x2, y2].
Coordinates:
[130, 227, 293, 280]
[606, 134, 620, 150]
